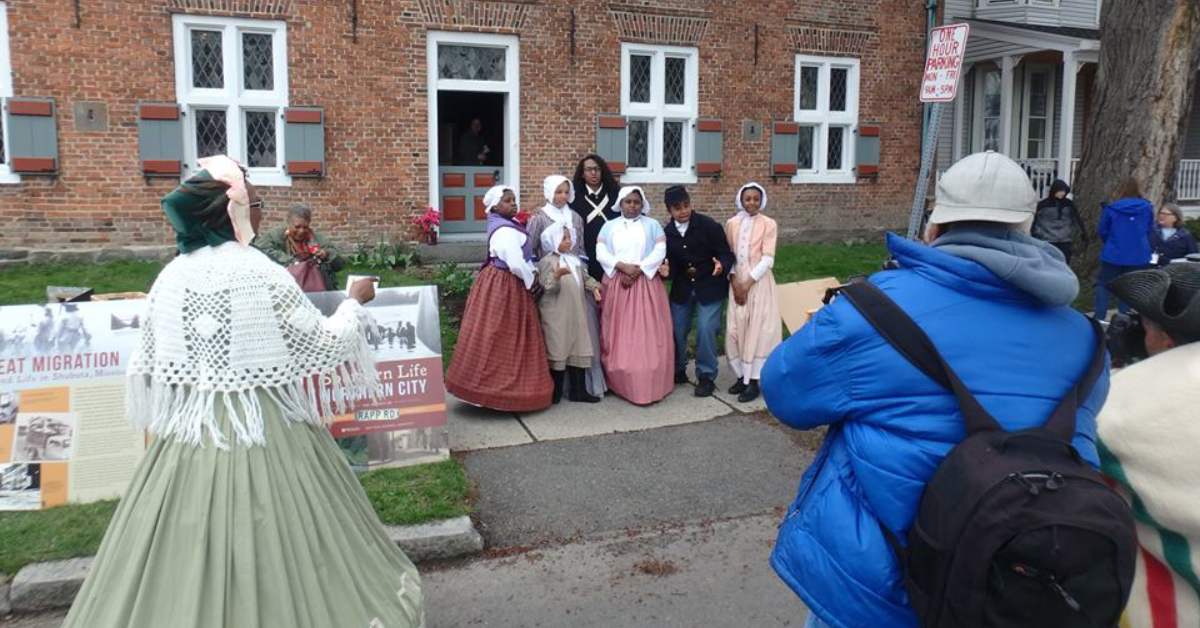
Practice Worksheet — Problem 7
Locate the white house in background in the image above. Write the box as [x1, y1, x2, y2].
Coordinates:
[937, 0, 1200, 207]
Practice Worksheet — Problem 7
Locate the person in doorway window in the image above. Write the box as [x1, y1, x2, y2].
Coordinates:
[528, 175, 606, 403]
[569, 154, 621, 281]
[1031, 179, 1088, 263]
[445, 185, 554, 412]
[1095, 178, 1155, 319]
[455, 117, 491, 166]
[724, 183, 781, 403]
[595, 187, 674, 405]
[1149, 203, 1197, 266]
[255, 204, 344, 292]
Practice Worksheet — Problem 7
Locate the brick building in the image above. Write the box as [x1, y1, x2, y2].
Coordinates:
[0, 0, 928, 257]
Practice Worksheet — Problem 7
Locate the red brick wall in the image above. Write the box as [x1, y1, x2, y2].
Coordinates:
[0, 0, 926, 252]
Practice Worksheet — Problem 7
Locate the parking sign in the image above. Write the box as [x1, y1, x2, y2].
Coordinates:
[921, 24, 970, 103]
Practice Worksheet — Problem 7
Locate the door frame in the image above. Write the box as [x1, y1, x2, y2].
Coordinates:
[426, 31, 521, 219]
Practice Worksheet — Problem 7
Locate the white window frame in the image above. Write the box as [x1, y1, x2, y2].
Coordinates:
[172, 14, 290, 187]
[1020, 64, 1056, 160]
[973, 66, 1002, 152]
[0, 2, 18, 184]
[792, 54, 860, 184]
[619, 43, 699, 185]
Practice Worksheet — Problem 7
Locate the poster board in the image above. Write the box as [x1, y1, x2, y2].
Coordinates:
[776, 277, 843, 334]
[0, 299, 148, 510]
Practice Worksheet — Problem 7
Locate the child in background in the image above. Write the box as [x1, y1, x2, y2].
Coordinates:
[724, 182, 782, 403]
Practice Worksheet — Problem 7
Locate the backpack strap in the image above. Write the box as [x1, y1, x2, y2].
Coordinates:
[1040, 318, 1106, 440]
[839, 281, 1002, 435]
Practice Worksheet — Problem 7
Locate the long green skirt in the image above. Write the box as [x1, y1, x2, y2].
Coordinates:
[63, 392, 424, 628]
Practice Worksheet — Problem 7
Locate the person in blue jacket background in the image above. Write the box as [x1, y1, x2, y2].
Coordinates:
[762, 151, 1109, 628]
[1095, 179, 1154, 319]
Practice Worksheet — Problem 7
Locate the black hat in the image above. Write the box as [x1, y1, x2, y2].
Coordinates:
[664, 185, 689, 208]
[1109, 264, 1200, 342]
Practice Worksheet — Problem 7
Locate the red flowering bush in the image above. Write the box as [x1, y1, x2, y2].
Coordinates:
[412, 206, 440, 235]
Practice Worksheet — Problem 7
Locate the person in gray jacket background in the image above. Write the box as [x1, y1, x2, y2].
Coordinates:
[1032, 179, 1089, 263]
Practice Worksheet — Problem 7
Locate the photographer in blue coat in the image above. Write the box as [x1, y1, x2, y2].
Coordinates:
[762, 151, 1109, 628]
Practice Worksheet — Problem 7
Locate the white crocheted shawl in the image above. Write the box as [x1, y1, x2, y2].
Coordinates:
[127, 242, 379, 448]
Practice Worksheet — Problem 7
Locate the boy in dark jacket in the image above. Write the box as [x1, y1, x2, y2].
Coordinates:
[1031, 179, 1088, 263]
[662, 186, 735, 397]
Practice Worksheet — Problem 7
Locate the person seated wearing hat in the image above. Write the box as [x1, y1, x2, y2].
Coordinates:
[661, 185, 735, 397]
[1097, 264, 1200, 627]
[761, 152, 1110, 627]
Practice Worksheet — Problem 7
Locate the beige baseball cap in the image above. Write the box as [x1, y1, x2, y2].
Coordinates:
[929, 151, 1039, 226]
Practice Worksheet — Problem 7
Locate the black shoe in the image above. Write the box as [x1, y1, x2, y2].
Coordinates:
[567, 366, 601, 403]
[694, 378, 715, 398]
[728, 380, 748, 395]
[737, 380, 760, 403]
[551, 369, 565, 404]
[674, 370, 689, 385]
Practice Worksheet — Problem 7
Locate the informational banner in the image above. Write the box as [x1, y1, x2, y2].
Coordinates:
[306, 286, 450, 469]
[920, 23, 970, 103]
[0, 299, 148, 510]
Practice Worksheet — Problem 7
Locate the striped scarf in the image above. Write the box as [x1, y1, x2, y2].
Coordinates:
[1098, 343, 1200, 628]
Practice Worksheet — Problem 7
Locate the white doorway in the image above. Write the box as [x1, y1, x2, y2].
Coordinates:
[426, 31, 520, 234]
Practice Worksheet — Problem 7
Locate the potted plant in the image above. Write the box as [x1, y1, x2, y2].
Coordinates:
[413, 206, 440, 245]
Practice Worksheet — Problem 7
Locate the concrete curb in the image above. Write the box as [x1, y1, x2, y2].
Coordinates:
[0, 516, 483, 615]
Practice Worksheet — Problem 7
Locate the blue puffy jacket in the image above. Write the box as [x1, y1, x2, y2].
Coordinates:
[1098, 197, 1154, 266]
[763, 230, 1108, 628]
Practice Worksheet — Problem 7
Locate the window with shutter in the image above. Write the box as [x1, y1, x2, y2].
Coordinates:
[172, 14, 290, 186]
[793, 55, 860, 184]
[619, 43, 699, 184]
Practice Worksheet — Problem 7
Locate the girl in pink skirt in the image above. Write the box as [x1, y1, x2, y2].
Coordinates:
[595, 186, 675, 405]
[725, 182, 782, 403]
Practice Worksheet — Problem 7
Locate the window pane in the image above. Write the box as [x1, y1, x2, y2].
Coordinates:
[1028, 118, 1046, 142]
[628, 119, 649, 168]
[629, 54, 651, 104]
[195, 109, 227, 159]
[191, 29, 224, 89]
[798, 125, 815, 170]
[245, 110, 277, 167]
[665, 57, 686, 105]
[663, 120, 683, 169]
[983, 70, 1001, 117]
[827, 126, 845, 170]
[1029, 72, 1048, 117]
[437, 44, 505, 81]
[242, 32, 274, 91]
[1027, 140, 1043, 158]
[984, 118, 1000, 152]
[830, 68, 848, 112]
[799, 66, 818, 110]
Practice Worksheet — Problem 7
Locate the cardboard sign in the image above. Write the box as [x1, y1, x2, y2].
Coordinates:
[776, 277, 843, 334]
[921, 23, 970, 103]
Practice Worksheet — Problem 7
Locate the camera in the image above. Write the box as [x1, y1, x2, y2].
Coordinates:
[1105, 313, 1148, 368]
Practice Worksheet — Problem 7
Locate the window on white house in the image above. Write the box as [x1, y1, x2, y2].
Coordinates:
[1022, 66, 1055, 159]
[979, 68, 1002, 152]
[0, 1, 16, 184]
[172, 15, 289, 186]
[793, 55, 859, 183]
[620, 43, 698, 184]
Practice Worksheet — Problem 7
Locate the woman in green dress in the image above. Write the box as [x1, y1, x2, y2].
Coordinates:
[63, 156, 424, 628]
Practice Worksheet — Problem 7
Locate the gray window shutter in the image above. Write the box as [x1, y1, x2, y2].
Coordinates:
[695, 119, 723, 177]
[856, 123, 881, 177]
[285, 107, 324, 177]
[138, 102, 182, 176]
[770, 121, 799, 177]
[596, 114, 627, 175]
[7, 98, 58, 175]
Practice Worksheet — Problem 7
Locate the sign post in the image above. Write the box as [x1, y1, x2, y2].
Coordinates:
[907, 23, 970, 239]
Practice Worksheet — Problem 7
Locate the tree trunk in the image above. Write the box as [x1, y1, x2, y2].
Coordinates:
[1072, 0, 1200, 283]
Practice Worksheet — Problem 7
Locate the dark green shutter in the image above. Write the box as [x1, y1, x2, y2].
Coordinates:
[285, 107, 324, 177]
[856, 124, 881, 177]
[770, 121, 799, 176]
[137, 102, 183, 176]
[695, 119, 723, 177]
[596, 114, 627, 175]
[7, 98, 58, 175]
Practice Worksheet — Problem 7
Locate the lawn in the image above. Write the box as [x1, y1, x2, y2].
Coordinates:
[0, 458, 471, 576]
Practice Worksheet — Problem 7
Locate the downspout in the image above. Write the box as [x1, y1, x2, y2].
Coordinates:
[921, 0, 939, 152]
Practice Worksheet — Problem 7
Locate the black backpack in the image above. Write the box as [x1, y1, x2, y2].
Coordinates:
[838, 281, 1136, 628]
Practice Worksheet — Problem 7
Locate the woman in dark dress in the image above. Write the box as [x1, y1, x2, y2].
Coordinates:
[570, 154, 621, 281]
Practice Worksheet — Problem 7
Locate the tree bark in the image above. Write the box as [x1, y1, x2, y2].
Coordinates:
[1072, 0, 1200, 282]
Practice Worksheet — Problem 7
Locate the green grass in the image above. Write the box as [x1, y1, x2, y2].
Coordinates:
[773, 242, 890, 283]
[359, 458, 472, 526]
[0, 260, 164, 306]
[0, 459, 471, 575]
